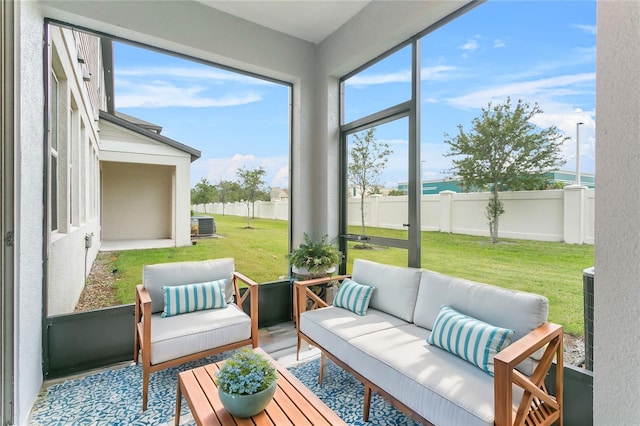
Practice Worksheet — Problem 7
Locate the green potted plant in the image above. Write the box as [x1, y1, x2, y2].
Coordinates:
[215, 348, 278, 418]
[289, 233, 343, 278]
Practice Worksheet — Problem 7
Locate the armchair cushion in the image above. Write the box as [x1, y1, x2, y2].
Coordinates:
[161, 279, 227, 317]
[149, 304, 251, 365]
[144, 258, 235, 313]
[427, 305, 515, 376]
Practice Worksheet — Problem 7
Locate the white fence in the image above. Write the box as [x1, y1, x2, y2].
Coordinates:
[194, 186, 594, 244]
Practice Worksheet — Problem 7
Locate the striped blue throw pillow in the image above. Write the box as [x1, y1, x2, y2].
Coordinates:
[161, 279, 227, 317]
[333, 279, 374, 316]
[426, 305, 515, 376]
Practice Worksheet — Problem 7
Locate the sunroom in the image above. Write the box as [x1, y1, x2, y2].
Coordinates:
[2, 1, 639, 425]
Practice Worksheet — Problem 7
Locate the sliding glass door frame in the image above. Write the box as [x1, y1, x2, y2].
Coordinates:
[338, 39, 422, 269]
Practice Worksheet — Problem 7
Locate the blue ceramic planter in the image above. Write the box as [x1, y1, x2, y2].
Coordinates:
[218, 381, 277, 418]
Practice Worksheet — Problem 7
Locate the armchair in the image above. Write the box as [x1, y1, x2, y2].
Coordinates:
[133, 258, 259, 411]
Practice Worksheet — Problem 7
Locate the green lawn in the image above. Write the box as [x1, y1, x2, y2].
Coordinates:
[106, 214, 593, 336]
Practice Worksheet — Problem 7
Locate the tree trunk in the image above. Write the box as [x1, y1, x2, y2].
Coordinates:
[487, 189, 504, 244]
[360, 194, 366, 236]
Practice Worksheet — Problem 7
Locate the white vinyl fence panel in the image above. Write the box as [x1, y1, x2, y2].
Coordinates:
[194, 187, 594, 244]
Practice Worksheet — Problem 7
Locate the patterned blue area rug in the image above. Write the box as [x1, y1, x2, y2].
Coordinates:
[30, 352, 419, 425]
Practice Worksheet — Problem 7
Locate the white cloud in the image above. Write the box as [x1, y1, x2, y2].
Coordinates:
[192, 154, 289, 188]
[117, 66, 270, 85]
[347, 70, 412, 86]
[493, 39, 506, 48]
[345, 65, 457, 87]
[573, 24, 596, 35]
[271, 166, 290, 188]
[445, 72, 596, 175]
[461, 38, 479, 52]
[421, 65, 458, 81]
[115, 79, 261, 108]
[446, 72, 595, 110]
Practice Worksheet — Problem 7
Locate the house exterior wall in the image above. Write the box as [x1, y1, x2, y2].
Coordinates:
[45, 26, 103, 317]
[101, 162, 172, 240]
[99, 119, 193, 246]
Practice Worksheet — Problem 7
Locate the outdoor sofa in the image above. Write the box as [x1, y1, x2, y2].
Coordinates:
[295, 259, 563, 426]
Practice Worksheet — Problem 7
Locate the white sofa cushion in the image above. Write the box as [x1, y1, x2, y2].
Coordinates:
[352, 259, 422, 322]
[144, 258, 235, 313]
[348, 325, 522, 426]
[149, 304, 250, 365]
[299, 306, 408, 364]
[414, 269, 548, 376]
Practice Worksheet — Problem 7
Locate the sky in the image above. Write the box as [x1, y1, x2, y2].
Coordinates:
[113, 0, 596, 190]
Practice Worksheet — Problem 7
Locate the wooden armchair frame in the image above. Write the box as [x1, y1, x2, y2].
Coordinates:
[134, 271, 259, 411]
[494, 322, 564, 426]
[295, 276, 564, 426]
[294, 275, 351, 359]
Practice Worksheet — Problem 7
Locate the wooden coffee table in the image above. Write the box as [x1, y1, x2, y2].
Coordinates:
[175, 347, 347, 425]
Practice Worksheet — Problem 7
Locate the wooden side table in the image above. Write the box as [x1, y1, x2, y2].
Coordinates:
[175, 347, 346, 425]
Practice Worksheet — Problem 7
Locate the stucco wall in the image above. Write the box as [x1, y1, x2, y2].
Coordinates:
[594, 1, 640, 423]
[102, 162, 172, 240]
[48, 221, 101, 316]
[16, 3, 45, 424]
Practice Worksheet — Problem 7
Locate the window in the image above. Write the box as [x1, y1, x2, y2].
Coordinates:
[49, 72, 59, 232]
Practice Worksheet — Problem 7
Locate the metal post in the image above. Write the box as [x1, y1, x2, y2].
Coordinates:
[576, 122, 584, 185]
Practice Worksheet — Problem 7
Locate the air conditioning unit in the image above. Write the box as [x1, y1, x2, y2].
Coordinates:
[191, 216, 216, 237]
[583, 267, 594, 371]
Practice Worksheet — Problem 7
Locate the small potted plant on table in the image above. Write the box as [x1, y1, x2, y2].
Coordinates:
[215, 348, 278, 418]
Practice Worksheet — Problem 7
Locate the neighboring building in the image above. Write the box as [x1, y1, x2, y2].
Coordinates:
[99, 111, 199, 245]
[397, 170, 596, 195]
[46, 26, 200, 316]
[270, 187, 289, 200]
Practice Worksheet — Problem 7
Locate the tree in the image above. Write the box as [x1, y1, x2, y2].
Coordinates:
[444, 97, 567, 243]
[388, 189, 407, 196]
[191, 178, 216, 213]
[348, 127, 392, 238]
[217, 180, 241, 215]
[236, 166, 268, 228]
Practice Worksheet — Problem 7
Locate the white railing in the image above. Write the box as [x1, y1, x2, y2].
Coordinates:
[194, 186, 594, 244]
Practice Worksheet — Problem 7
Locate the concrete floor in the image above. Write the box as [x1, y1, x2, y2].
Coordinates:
[100, 239, 176, 251]
[257, 321, 321, 368]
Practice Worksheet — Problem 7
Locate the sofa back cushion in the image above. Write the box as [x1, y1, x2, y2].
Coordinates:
[414, 269, 548, 340]
[414, 269, 548, 375]
[352, 259, 422, 322]
[144, 258, 235, 314]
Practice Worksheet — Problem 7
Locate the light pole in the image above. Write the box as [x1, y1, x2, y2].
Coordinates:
[420, 160, 427, 195]
[576, 122, 584, 185]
